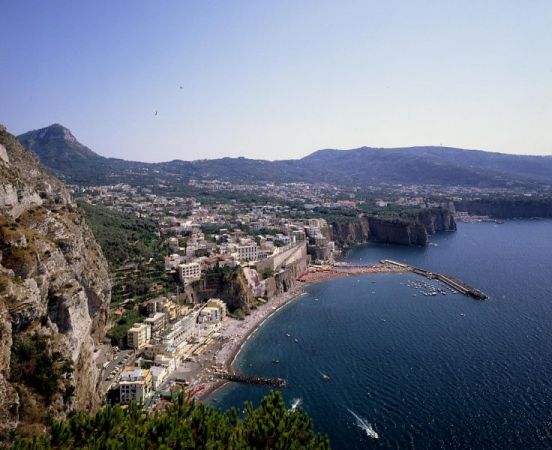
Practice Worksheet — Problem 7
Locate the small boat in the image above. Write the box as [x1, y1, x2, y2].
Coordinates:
[319, 370, 330, 381]
[460, 313, 466, 317]
[294, 338, 299, 343]
[285, 333, 291, 337]
[272, 359, 280, 364]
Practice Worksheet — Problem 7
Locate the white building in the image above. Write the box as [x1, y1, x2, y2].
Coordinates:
[119, 368, 152, 404]
[237, 244, 258, 262]
[163, 315, 197, 347]
[178, 262, 201, 284]
[149, 366, 168, 390]
[127, 323, 151, 350]
[145, 312, 167, 335]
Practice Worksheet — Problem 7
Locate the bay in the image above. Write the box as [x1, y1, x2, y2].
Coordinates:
[210, 221, 552, 449]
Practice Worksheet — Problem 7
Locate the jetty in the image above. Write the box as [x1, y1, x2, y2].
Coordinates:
[380, 259, 488, 300]
[216, 372, 287, 388]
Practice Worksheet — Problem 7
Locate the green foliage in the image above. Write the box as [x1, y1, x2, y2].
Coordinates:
[10, 334, 73, 403]
[257, 227, 280, 236]
[200, 223, 231, 235]
[11, 391, 330, 449]
[107, 309, 146, 347]
[261, 268, 274, 279]
[228, 308, 245, 320]
[77, 200, 160, 267]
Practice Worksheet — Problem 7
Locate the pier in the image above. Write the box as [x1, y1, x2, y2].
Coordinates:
[380, 259, 488, 300]
[216, 372, 287, 388]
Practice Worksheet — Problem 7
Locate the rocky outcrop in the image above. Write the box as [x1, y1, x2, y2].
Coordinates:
[191, 244, 309, 314]
[328, 208, 456, 247]
[329, 220, 370, 246]
[0, 125, 110, 434]
[190, 267, 257, 313]
[368, 217, 428, 245]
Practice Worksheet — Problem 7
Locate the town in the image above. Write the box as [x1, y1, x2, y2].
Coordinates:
[71, 177, 540, 410]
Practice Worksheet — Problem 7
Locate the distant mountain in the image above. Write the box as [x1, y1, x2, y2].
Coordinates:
[18, 124, 104, 173]
[17, 124, 552, 188]
[17, 124, 147, 183]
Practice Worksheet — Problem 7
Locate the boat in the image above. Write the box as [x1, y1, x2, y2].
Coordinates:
[272, 359, 280, 364]
[285, 333, 291, 337]
[319, 370, 330, 381]
[347, 409, 379, 439]
[294, 338, 299, 343]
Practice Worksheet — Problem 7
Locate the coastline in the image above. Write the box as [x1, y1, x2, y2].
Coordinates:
[195, 263, 404, 402]
[195, 283, 307, 401]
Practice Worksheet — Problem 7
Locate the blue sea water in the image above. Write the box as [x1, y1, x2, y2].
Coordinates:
[210, 221, 552, 449]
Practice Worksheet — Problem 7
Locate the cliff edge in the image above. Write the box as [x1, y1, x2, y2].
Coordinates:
[0, 125, 111, 435]
[328, 208, 456, 247]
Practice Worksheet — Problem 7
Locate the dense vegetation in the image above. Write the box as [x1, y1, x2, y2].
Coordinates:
[77, 200, 179, 304]
[11, 391, 330, 449]
[76, 200, 160, 267]
[107, 309, 147, 347]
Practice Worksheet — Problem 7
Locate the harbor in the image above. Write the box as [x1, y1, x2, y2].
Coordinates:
[380, 259, 489, 300]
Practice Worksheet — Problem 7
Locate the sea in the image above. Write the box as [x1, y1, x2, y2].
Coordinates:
[209, 220, 552, 449]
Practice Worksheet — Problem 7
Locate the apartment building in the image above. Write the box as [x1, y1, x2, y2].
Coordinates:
[237, 244, 258, 262]
[127, 323, 151, 350]
[119, 368, 153, 404]
[178, 262, 201, 284]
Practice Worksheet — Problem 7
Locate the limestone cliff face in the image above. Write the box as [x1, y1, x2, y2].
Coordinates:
[191, 267, 257, 313]
[367, 217, 428, 245]
[0, 125, 110, 434]
[328, 208, 456, 247]
[329, 219, 370, 246]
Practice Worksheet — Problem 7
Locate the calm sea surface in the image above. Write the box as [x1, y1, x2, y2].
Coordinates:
[210, 221, 552, 449]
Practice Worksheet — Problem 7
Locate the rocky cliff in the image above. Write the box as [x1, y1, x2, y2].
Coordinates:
[0, 125, 111, 435]
[328, 208, 456, 247]
[189, 244, 309, 314]
[188, 266, 257, 313]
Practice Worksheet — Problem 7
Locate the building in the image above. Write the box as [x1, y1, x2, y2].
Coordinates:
[206, 298, 227, 320]
[147, 297, 178, 321]
[197, 299, 227, 334]
[162, 314, 196, 347]
[119, 368, 152, 404]
[237, 244, 258, 262]
[178, 262, 201, 284]
[149, 366, 168, 390]
[145, 312, 167, 335]
[127, 323, 151, 350]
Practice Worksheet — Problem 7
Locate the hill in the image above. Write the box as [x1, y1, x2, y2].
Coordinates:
[17, 124, 552, 188]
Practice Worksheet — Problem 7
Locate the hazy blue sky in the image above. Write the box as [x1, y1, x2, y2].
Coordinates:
[1, 0, 551, 161]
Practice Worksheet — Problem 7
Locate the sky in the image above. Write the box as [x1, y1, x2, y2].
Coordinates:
[1, 0, 551, 162]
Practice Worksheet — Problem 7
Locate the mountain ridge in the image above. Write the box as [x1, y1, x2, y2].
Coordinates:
[17, 124, 552, 187]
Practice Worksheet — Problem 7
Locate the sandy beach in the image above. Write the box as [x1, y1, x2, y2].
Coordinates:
[192, 284, 306, 400]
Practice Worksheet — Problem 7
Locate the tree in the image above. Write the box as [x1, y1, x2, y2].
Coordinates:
[12, 391, 331, 449]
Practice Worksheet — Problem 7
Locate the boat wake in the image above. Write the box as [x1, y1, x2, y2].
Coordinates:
[290, 398, 302, 411]
[347, 408, 379, 439]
